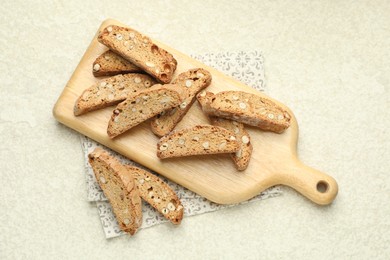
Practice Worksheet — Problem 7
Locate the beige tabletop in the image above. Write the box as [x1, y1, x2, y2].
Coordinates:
[1, 0, 389, 259]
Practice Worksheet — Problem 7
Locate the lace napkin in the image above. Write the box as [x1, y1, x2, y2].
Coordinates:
[80, 51, 282, 238]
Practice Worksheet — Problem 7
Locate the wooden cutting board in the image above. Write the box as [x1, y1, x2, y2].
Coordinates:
[53, 19, 338, 205]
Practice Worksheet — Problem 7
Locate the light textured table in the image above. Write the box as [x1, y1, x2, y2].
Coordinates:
[1, 0, 389, 259]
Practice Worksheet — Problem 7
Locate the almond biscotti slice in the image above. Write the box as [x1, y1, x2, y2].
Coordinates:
[88, 147, 142, 235]
[107, 85, 183, 138]
[197, 91, 291, 133]
[123, 165, 184, 225]
[98, 25, 177, 83]
[74, 74, 157, 116]
[157, 125, 240, 159]
[209, 117, 253, 171]
[150, 68, 212, 136]
[92, 50, 142, 77]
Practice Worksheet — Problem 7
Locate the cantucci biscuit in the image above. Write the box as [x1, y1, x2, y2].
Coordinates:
[197, 91, 291, 133]
[124, 165, 184, 224]
[107, 85, 184, 138]
[157, 125, 240, 159]
[209, 117, 253, 171]
[98, 25, 177, 83]
[92, 50, 142, 77]
[150, 68, 212, 136]
[88, 147, 142, 235]
[74, 73, 156, 116]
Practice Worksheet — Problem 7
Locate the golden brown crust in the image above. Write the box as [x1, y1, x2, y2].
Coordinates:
[157, 125, 240, 159]
[124, 165, 184, 224]
[98, 25, 177, 83]
[107, 85, 183, 138]
[209, 117, 253, 171]
[88, 148, 142, 235]
[150, 68, 212, 137]
[92, 50, 142, 77]
[74, 74, 156, 116]
[197, 91, 291, 133]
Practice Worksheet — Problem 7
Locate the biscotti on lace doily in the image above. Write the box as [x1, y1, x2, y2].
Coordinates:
[107, 85, 184, 138]
[88, 147, 142, 235]
[209, 117, 253, 171]
[151, 68, 212, 136]
[197, 90, 291, 133]
[98, 25, 177, 83]
[157, 125, 240, 159]
[74, 74, 156, 116]
[124, 165, 184, 224]
[92, 50, 142, 77]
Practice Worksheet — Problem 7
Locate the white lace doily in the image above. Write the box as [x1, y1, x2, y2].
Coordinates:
[80, 51, 282, 238]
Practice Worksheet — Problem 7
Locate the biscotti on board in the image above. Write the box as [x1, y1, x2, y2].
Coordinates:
[74, 73, 157, 116]
[209, 117, 253, 171]
[124, 165, 184, 224]
[197, 91, 291, 133]
[98, 25, 177, 83]
[157, 125, 240, 159]
[107, 85, 184, 138]
[151, 68, 212, 136]
[92, 50, 142, 77]
[88, 147, 142, 235]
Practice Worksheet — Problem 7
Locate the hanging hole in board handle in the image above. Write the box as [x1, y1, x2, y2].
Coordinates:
[280, 160, 338, 205]
[316, 181, 329, 193]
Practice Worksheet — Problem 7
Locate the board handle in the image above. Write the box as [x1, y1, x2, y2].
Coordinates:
[280, 159, 338, 205]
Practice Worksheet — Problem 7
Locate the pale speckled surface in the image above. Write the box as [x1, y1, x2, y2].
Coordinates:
[0, 0, 389, 259]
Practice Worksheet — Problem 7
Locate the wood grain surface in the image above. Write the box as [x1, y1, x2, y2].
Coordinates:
[53, 19, 338, 205]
